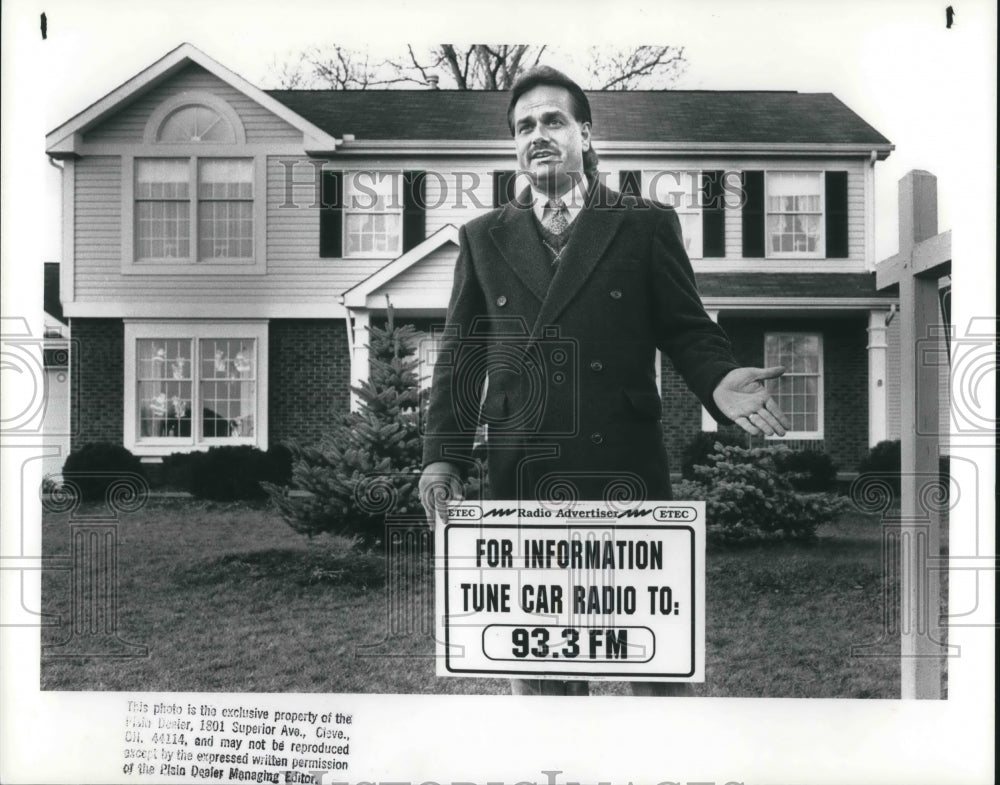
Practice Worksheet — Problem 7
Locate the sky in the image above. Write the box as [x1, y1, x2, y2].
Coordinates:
[0, 2, 995, 781]
[1, 0, 995, 280]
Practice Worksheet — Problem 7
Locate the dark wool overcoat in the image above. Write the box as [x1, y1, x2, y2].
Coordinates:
[422, 183, 739, 503]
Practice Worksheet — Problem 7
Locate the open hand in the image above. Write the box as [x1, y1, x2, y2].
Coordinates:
[712, 366, 790, 436]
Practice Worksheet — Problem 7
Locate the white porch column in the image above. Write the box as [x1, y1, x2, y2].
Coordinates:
[701, 309, 720, 431]
[867, 310, 889, 446]
[349, 310, 370, 412]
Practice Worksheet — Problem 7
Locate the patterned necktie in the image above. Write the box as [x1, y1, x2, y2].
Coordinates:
[542, 197, 570, 236]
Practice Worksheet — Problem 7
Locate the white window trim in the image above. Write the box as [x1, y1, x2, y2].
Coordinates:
[121, 94, 265, 275]
[124, 320, 269, 456]
[343, 170, 405, 259]
[764, 170, 825, 260]
[143, 92, 247, 145]
[764, 331, 824, 440]
[643, 169, 704, 259]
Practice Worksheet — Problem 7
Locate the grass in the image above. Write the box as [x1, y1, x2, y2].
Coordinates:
[40, 499, 932, 697]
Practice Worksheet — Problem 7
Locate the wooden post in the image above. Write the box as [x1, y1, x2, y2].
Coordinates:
[876, 170, 952, 699]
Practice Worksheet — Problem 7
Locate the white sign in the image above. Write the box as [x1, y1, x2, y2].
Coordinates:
[435, 501, 705, 681]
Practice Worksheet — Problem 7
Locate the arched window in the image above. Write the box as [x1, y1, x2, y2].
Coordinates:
[157, 105, 236, 143]
[131, 94, 257, 268]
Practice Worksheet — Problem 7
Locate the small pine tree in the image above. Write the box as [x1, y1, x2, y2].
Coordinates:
[265, 310, 425, 542]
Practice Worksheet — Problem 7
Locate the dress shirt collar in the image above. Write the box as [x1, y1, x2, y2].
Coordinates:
[530, 178, 589, 227]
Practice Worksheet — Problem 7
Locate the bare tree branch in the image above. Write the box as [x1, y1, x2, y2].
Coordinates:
[589, 45, 688, 90]
[265, 43, 687, 91]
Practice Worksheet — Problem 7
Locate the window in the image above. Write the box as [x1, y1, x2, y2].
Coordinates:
[125, 322, 268, 455]
[764, 332, 823, 437]
[742, 170, 849, 259]
[134, 157, 253, 262]
[647, 170, 702, 257]
[320, 170, 425, 258]
[157, 105, 236, 143]
[765, 172, 823, 256]
[198, 159, 254, 259]
[126, 95, 262, 274]
[135, 159, 190, 260]
[344, 172, 403, 257]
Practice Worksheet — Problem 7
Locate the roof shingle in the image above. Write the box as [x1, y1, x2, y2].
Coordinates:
[268, 89, 891, 146]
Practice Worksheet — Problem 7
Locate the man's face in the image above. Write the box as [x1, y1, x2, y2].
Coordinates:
[513, 84, 591, 196]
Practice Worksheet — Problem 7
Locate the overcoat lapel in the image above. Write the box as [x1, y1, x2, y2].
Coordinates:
[530, 184, 625, 336]
[487, 195, 552, 303]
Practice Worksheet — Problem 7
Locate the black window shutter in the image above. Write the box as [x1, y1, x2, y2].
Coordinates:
[701, 170, 725, 257]
[319, 170, 343, 258]
[402, 171, 426, 252]
[825, 171, 849, 258]
[492, 170, 516, 208]
[741, 170, 765, 258]
[619, 170, 642, 198]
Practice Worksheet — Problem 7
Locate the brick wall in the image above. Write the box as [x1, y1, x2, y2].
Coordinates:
[268, 319, 351, 446]
[660, 361, 706, 472]
[718, 314, 870, 472]
[69, 319, 124, 450]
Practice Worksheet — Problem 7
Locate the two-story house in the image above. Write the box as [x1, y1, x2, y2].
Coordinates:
[45, 43, 899, 477]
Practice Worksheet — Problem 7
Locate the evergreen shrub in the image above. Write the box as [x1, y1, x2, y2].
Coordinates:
[674, 443, 849, 545]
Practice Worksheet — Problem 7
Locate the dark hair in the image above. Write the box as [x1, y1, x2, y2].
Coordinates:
[506, 65, 600, 176]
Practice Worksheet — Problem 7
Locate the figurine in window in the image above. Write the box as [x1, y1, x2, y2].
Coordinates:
[214, 349, 227, 374]
[152, 347, 167, 378]
[171, 358, 187, 379]
[234, 350, 252, 375]
[148, 392, 168, 436]
[149, 392, 168, 418]
[170, 395, 189, 420]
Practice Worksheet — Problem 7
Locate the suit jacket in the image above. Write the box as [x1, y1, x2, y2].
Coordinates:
[422, 182, 739, 502]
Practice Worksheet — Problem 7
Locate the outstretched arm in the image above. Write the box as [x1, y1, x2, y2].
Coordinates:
[712, 366, 791, 436]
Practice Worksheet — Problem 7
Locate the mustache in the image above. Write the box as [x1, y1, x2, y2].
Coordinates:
[528, 143, 559, 156]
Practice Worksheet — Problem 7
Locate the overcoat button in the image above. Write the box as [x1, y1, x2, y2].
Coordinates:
[590, 432, 604, 445]
[496, 296, 508, 307]
[590, 360, 604, 372]
[610, 289, 623, 299]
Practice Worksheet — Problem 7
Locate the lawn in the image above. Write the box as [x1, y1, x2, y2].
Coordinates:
[40, 498, 923, 698]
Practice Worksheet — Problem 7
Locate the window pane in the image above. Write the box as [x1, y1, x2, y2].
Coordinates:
[198, 201, 253, 259]
[136, 160, 190, 260]
[136, 202, 190, 259]
[198, 159, 253, 199]
[345, 171, 399, 209]
[766, 173, 821, 255]
[647, 170, 698, 208]
[136, 159, 189, 198]
[158, 105, 236, 143]
[765, 332, 821, 433]
[345, 213, 401, 255]
[768, 172, 821, 199]
[200, 339, 256, 438]
[676, 211, 702, 257]
[136, 339, 193, 439]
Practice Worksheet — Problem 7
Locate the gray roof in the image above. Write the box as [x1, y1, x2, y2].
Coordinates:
[268, 89, 891, 146]
[697, 273, 896, 299]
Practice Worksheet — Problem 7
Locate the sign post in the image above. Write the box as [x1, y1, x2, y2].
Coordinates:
[875, 170, 952, 699]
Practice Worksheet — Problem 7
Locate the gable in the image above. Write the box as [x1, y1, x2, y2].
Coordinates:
[83, 63, 300, 145]
[369, 243, 458, 299]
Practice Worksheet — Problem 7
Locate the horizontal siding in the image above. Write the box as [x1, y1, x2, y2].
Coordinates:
[373, 245, 459, 295]
[623, 157, 867, 262]
[83, 63, 300, 144]
[72, 152, 875, 304]
[74, 157, 121, 296]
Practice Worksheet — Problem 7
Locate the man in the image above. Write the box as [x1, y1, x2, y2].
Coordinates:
[420, 66, 789, 696]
